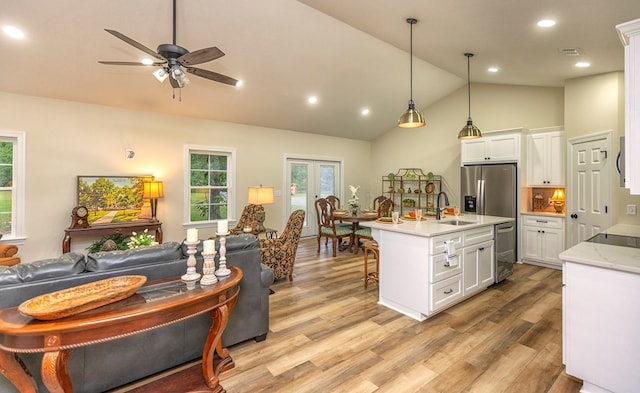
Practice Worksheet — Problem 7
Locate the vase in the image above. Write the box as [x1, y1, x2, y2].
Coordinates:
[351, 207, 358, 216]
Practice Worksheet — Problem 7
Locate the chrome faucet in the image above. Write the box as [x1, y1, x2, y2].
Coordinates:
[436, 191, 449, 220]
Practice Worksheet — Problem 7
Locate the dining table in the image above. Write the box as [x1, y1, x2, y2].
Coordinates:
[333, 210, 379, 252]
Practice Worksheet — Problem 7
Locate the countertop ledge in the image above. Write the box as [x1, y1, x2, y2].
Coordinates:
[559, 224, 640, 274]
[521, 211, 565, 218]
[360, 214, 514, 238]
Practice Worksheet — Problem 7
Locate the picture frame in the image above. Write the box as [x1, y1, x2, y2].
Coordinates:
[77, 175, 154, 225]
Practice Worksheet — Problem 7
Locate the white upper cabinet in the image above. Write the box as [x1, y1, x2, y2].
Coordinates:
[617, 18, 640, 194]
[461, 132, 522, 165]
[527, 130, 565, 187]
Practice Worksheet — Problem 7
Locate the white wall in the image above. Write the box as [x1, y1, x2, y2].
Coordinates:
[0, 92, 371, 262]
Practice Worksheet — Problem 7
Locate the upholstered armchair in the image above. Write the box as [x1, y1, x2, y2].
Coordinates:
[259, 210, 305, 281]
[231, 204, 265, 234]
[0, 244, 20, 266]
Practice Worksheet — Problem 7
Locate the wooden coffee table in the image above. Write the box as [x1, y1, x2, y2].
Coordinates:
[0, 267, 242, 393]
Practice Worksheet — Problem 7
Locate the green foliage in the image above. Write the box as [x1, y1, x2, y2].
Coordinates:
[87, 233, 130, 253]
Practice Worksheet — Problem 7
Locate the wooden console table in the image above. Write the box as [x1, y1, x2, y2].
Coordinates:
[62, 221, 163, 253]
[0, 267, 242, 393]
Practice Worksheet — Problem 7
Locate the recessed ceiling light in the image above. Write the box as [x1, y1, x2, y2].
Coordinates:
[575, 62, 591, 68]
[141, 58, 154, 65]
[2, 25, 25, 39]
[361, 108, 370, 116]
[488, 67, 499, 73]
[308, 96, 318, 104]
[235, 80, 243, 87]
[537, 19, 556, 28]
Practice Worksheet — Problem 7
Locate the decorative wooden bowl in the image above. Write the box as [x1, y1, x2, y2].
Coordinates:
[18, 275, 147, 320]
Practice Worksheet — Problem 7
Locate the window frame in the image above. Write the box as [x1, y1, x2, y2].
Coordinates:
[184, 144, 236, 228]
[0, 130, 25, 242]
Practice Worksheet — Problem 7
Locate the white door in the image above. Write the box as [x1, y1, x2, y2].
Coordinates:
[286, 158, 341, 238]
[567, 132, 612, 247]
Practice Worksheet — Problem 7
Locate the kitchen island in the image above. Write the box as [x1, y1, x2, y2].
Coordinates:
[559, 224, 640, 393]
[360, 214, 513, 321]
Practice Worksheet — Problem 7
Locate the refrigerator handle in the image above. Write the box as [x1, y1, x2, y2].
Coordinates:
[477, 179, 485, 215]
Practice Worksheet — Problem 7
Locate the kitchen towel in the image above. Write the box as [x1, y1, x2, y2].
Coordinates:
[444, 240, 459, 267]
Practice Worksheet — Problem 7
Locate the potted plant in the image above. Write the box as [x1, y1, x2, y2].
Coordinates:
[402, 198, 415, 208]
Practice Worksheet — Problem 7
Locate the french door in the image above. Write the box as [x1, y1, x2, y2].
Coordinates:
[286, 158, 342, 238]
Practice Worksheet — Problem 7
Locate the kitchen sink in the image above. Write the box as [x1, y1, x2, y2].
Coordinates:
[439, 220, 475, 226]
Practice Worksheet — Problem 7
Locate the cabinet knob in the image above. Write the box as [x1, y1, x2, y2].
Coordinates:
[570, 213, 578, 219]
[444, 288, 453, 295]
[479, 247, 485, 251]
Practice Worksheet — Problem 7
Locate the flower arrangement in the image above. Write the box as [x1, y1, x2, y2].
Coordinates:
[127, 229, 158, 249]
[348, 185, 360, 209]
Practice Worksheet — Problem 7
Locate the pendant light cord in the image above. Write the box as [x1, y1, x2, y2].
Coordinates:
[410, 20, 414, 102]
[465, 52, 473, 119]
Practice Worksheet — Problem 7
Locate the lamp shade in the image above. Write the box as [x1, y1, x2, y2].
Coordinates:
[143, 181, 164, 199]
[551, 189, 565, 201]
[398, 101, 426, 128]
[248, 185, 275, 205]
[458, 119, 482, 139]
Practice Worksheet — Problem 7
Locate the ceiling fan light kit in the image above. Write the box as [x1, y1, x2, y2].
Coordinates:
[98, 0, 238, 93]
[398, 17, 425, 129]
[458, 52, 482, 139]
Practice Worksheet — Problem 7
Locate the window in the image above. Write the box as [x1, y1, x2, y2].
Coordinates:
[185, 145, 235, 224]
[0, 131, 25, 240]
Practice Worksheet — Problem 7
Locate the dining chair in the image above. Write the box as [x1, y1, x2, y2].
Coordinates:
[325, 194, 351, 230]
[372, 195, 388, 211]
[315, 198, 354, 257]
[354, 198, 394, 254]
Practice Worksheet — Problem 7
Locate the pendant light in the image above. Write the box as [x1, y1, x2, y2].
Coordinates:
[398, 18, 425, 128]
[457, 53, 482, 139]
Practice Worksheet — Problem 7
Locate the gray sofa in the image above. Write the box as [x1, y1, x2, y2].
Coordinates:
[0, 234, 273, 393]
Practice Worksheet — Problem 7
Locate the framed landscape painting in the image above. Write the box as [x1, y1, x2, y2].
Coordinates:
[77, 175, 153, 225]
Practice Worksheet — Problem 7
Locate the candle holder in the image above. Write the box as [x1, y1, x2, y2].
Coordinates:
[215, 232, 231, 278]
[181, 240, 202, 282]
[200, 250, 218, 286]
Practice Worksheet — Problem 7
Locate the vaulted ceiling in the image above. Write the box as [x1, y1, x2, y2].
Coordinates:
[2, 0, 639, 140]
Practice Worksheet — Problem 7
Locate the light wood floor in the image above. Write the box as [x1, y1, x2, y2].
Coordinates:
[216, 238, 582, 393]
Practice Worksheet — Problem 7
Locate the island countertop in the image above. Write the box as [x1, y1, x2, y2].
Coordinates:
[359, 214, 514, 237]
[559, 223, 640, 274]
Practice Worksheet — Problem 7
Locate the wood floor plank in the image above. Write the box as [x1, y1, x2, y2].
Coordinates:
[114, 238, 581, 393]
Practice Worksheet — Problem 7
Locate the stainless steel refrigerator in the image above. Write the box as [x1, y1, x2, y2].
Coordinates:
[461, 164, 517, 282]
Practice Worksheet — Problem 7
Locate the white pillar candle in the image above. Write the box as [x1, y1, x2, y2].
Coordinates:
[186, 228, 199, 243]
[218, 220, 228, 234]
[203, 239, 215, 254]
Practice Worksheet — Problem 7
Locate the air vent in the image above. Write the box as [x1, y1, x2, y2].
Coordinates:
[560, 48, 585, 56]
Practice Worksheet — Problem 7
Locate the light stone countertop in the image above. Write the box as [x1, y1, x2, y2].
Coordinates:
[359, 214, 514, 238]
[521, 211, 566, 218]
[559, 224, 640, 274]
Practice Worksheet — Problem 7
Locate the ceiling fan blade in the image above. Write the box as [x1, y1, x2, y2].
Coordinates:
[186, 67, 238, 86]
[178, 47, 225, 66]
[98, 61, 166, 66]
[104, 29, 165, 61]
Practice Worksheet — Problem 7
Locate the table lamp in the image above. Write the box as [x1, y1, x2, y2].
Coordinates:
[143, 181, 164, 221]
[551, 189, 565, 214]
[247, 185, 274, 231]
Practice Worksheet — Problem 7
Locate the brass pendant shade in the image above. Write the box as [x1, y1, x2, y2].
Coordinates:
[398, 18, 425, 128]
[458, 53, 482, 139]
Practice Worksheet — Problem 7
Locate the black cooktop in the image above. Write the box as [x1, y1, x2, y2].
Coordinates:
[586, 233, 640, 248]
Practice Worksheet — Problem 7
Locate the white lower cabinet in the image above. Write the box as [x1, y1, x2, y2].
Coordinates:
[563, 261, 640, 393]
[462, 240, 494, 296]
[521, 214, 565, 268]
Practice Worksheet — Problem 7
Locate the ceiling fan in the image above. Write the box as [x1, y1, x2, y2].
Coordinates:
[98, 0, 238, 90]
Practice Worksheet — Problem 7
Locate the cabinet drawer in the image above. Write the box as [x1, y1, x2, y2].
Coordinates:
[430, 274, 463, 313]
[463, 226, 494, 247]
[430, 232, 463, 255]
[522, 215, 564, 228]
[431, 253, 462, 283]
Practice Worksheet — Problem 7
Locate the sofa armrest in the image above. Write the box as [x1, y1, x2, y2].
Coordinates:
[260, 263, 275, 288]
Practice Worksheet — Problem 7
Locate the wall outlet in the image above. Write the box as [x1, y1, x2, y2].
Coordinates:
[627, 204, 637, 215]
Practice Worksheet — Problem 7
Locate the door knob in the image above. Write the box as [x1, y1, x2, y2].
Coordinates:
[570, 213, 578, 219]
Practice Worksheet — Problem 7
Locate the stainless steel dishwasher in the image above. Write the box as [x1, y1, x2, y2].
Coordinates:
[495, 222, 516, 282]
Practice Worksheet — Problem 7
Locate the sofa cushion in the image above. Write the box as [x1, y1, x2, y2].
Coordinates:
[0, 266, 22, 285]
[16, 252, 86, 282]
[86, 242, 183, 272]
